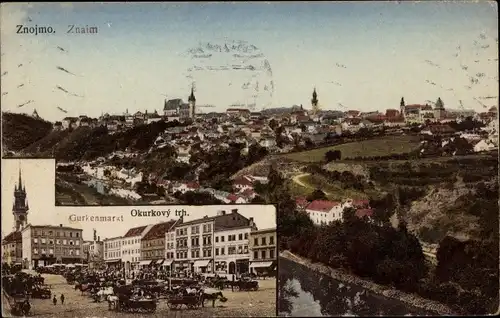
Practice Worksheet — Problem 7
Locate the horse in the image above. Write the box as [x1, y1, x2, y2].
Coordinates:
[107, 295, 119, 310]
[201, 288, 227, 308]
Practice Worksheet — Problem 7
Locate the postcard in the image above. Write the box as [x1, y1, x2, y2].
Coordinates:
[1, 2, 499, 318]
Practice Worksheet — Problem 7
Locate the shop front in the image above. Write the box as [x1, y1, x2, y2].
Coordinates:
[249, 260, 275, 274]
[193, 259, 213, 273]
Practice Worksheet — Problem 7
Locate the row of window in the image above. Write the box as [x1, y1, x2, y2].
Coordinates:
[215, 245, 249, 256]
[175, 248, 212, 259]
[122, 238, 140, 246]
[142, 239, 164, 248]
[253, 236, 275, 246]
[33, 238, 80, 246]
[215, 232, 249, 243]
[122, 249, 139, 255]
[33, 248, 80, 256]
[253, 248, 275, 260]
[176, 223, 212, 237]
[33, 230, 80, 238]
[105, 251, 121, 259]
[142, 249, 163, 258]
[105, 241, 122, 249]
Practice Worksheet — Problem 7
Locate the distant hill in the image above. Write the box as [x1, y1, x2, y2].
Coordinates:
[16, 120, 187, 161]
[2, 112, 53, 153]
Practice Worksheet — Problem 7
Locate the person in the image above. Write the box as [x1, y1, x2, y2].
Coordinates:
[60, 293, 65, 305]
[52, 295, 57, 305]
[231, 274, 235, 292]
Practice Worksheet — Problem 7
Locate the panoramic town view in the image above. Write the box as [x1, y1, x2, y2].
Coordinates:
[1, 1, 499, 317]
[2, 159, 277, 317]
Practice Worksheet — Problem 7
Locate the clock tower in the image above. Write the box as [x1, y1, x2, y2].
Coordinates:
[13, 168, 29, 231]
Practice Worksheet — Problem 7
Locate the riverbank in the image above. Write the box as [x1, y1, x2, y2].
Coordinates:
[280, 250, 457, 315]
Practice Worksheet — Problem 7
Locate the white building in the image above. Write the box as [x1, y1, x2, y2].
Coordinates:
[103, 236, 123, 268]
[122, 225, 153, 274]
[214, 215, 256, 275]
[169, 209, 255, 274]
[305, 200, 347, 225]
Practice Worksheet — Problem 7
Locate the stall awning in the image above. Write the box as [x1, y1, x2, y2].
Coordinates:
[250, 261, 273, 268]
[156, 259, 165, 265]
[193, 259, 211, 267]
[163, 260, 173, 266]
[138, 260, 150, 266]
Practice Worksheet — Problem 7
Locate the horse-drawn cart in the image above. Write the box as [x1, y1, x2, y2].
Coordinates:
[9, 295, 31, 316]
[234, 279, 259, 291]
[167, 293, 202, 310]
[117, 297, 157, 313]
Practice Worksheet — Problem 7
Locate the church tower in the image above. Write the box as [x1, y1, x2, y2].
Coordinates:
[13, 168, 29, 231]
[188, 85, 196, 119]
[311, 87, 319, 115]
[400, 97, 406, 119]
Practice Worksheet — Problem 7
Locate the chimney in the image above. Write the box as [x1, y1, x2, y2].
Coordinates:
[59, 224, 63, 227]
[249, 217, 254, 228]
[231, 209, 238, 214]
[98, 236, 100, 242]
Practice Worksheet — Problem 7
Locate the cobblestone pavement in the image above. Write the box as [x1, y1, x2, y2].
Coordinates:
[14, 274, 276, 317]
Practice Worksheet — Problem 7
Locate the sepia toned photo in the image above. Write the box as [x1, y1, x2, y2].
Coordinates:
[1, 2, 499, 317]
[1, 160, 277, 317]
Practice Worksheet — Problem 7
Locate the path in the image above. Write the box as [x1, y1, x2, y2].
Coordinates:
[292, 173, 332, 195]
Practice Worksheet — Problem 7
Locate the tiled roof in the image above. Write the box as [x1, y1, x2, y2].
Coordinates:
[123, 226, 147, 238]
[306, 200, 340, 212]
[352, 200, 370, 208]
[142, 220, 177, 241]
[227, 194, 240, 202]
[2, 231, 21, 243]
[233, 177, 253, 186]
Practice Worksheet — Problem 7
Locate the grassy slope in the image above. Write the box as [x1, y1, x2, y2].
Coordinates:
[2, 112, 53, 152]
[283, 135, 421, 162]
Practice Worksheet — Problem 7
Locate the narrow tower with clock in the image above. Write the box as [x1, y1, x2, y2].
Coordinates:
[13, 168, 29, 231]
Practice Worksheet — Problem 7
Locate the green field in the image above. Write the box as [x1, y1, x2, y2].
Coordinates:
[284, 135, 421, 162]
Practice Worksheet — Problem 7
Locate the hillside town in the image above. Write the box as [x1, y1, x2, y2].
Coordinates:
[41, 89, 498, 206]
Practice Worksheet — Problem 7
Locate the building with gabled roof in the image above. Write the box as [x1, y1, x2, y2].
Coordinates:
[140, 219, 179, 266]
[122, 224, 154, 273]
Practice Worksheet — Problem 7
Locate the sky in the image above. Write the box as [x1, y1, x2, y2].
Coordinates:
[0, 2, 498, 121]
[1, 160, 276, 241]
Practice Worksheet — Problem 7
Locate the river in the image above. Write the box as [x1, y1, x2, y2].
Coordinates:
[278, 257, 437, 316]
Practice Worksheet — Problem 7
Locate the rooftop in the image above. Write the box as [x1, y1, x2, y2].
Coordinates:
[142, 220, 177, 241]
[123, 225, 147, 238]
[306, 200, 340, 212]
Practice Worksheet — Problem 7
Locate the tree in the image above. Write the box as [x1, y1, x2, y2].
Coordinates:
[307, 189, 327, 201]
[325, 150, 341, 162]
[269, 119, 279, 130]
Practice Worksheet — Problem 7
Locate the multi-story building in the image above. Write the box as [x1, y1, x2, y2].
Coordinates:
[165, 226, 176, 271]
[141, 220, 178, 267]
[249, 228, 277, 274]
[21, 224, 83, 269]
[103, 236, 123, 268]
[2, 231, 23, 266]
[171, 209, 255, 274]
[122, 224, 153, 273]
[214, 214, 256, 275]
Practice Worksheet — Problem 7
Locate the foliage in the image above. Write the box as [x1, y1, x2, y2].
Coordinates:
[1, 112, 54, 151]
[306, 189, 327, 201]
[325, 149, 342, 162]
[173, 191, 223, 205]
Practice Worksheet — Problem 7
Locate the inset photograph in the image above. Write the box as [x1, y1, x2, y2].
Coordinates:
[2, 204, 277, 317]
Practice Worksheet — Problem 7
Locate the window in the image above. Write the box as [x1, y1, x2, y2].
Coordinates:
[244, 245, 248, 253]
[238, 234, 243, 240]
[270, 236, 274, 245]
[69, 240, 74, 245]
[215, 236, 219, 243]
[63, 240, 67, 245]
[48, 231, 53, 236]
[254, 251, 258, 259]
[221, 247, 225, 255]
[228, 246, 236, 255]
[41, 238, 46, 244]
[261, 237, 266, 245]
[261, 250, 266, 259]
[56, 239, 60, 245]
[41, 249, 46, 254]
[70, 232, 73, 238]
[76, 232, 79, 238]
[49, 248, 54, 254]
[244, 233, 248, 239]
[215, 248, 219, 256]
[269, 249, 275, 259]
[76, 240, 79, 246]
[221, 236, 225, 242]
[33, 238, 38, 244]
[254, 238, 258, 246]
[33, 248, 38, 254]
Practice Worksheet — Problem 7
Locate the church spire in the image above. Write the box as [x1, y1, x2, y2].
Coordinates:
[188, 85, 196, 102]
[18, 166, 22, 191]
